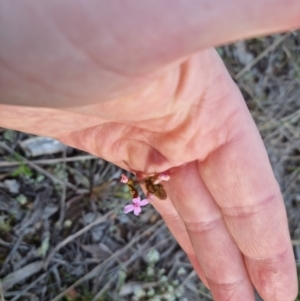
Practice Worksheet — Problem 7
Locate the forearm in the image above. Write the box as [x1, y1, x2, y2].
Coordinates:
[0, 0, 299, 108]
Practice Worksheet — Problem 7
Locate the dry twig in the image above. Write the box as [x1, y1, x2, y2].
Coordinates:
[44, 206, 122, 268]
[235, 33, 289, 80]
[0, 142, 79, 191]
[50, 220, 164, 301]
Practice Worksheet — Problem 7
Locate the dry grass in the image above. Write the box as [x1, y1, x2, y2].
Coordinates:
[0, 30, 300, 301]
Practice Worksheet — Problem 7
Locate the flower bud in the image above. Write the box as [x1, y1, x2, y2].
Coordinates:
[120, 174, 129, 183]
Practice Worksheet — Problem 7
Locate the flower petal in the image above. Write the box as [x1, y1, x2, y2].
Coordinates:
[123, 204, 134, 214]
[134, 206, 142, 216]
[120, 174, 129, 183]
[132, 197, 141, 205]
[153, 173, 170, 184]
[159, 172, 170, 181]
[139, 199, 149, 206]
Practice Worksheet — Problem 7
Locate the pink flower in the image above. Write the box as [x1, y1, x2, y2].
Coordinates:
[120, 174, 129, 183]
[153, 172, 170, 184]
[123, 197, 149, 216]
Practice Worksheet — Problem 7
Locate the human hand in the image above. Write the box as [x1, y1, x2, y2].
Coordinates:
[1, 1, 299, 300]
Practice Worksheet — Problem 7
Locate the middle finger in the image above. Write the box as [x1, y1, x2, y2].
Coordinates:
[164, 162, 255, 301]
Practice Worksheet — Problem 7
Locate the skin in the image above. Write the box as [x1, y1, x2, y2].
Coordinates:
[1, 1, 300, 300]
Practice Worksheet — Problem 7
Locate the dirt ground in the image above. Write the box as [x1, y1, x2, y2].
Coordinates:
[0, 31, 300, 301]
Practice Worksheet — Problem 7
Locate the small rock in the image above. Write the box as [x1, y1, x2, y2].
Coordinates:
[4, 179, 20, 194]
[16, 194, 27, 205]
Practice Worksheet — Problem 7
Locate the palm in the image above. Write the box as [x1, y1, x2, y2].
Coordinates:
[1, 49, 295, 300]
[19, 50, 242, 176]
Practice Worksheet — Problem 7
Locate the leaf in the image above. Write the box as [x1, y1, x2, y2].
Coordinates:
[11, 163, 33, 178]
[80, 243, 112, 259]
[2, 261, 43, 291]
[3, 130, 17, 143]
[37, 236, 50, 257]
